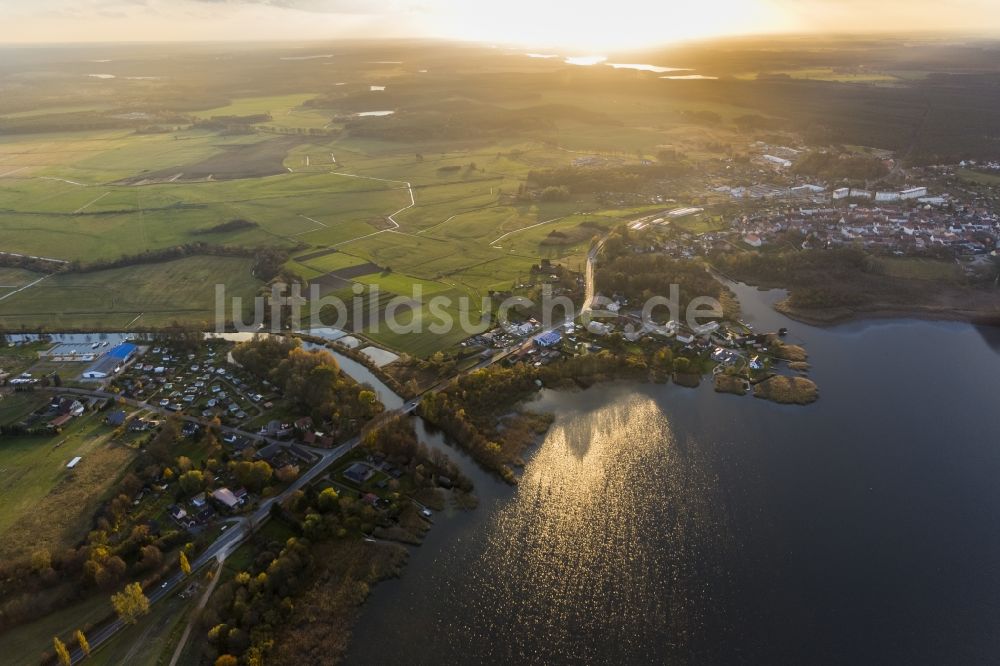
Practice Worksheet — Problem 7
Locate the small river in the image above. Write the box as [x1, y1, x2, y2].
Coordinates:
[346, 282, 1000, 665]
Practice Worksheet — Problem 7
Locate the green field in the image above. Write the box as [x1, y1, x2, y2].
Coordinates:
[0, 113, 680, 354]
[0, 256, 262, 329]
[958, 168, 1000, 186]
[878, 257, 962, 281]
[195, 93, 336, 130]
[0, 402, 137, 558]
[735, 68, 901, 83]
[0, 48, 752, 358]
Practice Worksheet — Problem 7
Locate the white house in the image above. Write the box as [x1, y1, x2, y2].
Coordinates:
[586, 321, 611, 336]
[212, 488, 240, 510]
[693, 321, 721, 336]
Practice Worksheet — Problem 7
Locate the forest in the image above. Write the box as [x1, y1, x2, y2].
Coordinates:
[232, 336, 382, 435]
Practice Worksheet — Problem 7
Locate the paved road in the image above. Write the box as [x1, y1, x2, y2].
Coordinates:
[67, 425, 357, 663]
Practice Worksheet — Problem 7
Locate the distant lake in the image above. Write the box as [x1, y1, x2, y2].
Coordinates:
[279, 54, 333, 61]
[355, 110, 394, 117]
[608, 63, 690, 73]
[347, 282, 1000, 665]
[661, 74, 718, 80]
[369, 85, 386, 91]
[564, 55, 607, 66]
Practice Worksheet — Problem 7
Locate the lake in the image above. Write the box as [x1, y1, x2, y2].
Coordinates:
[608, 63, 689, 73]
[346, 283, 1000, 665]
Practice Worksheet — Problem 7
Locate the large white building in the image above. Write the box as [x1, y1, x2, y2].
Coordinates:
[833, 187, 850, 200]
[900, 187, 928, 200]
[875, 191, 900, 202]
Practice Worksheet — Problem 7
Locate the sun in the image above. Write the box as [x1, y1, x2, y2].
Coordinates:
[431, 0, 795, 52]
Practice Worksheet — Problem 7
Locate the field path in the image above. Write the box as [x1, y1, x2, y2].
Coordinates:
[0, 274, 50, 302]
[323, 171, 415, 246]
[167, 559, 225, 666]
[292, 214, 329, 237]
[418, 213, 460, 235]
[0, 250, 67, 264]
[40, 176, 85, 186]
[73, 191, 111, 213]
[489, 216, 566, 247]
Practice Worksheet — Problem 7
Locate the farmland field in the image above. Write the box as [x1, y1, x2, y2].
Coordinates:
[0, 69, 768, 355]
[2, 39, 997, 355]
[0, 256, 262, 329]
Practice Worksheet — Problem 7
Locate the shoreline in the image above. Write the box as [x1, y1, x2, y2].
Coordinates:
[773, 299, 1000, 328]
[711, 267, 1000, 329]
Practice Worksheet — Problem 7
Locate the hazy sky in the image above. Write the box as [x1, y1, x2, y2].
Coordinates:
[0, 0, 996, 49]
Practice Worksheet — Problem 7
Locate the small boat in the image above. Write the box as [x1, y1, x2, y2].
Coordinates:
[778, 327, 789, 337]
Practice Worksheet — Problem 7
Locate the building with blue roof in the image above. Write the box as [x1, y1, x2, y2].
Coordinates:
[533, 331, 562, 348]
[108, 342, 137, 360]
[82, 343, 138, 379]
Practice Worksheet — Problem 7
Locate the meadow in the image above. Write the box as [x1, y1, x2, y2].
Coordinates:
[0, 256, 261, 330]
[0, 397, 136, 558]
[0, 120, 638, 353]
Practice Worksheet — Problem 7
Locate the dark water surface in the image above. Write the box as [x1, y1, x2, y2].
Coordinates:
[347, 284, 1000, 665]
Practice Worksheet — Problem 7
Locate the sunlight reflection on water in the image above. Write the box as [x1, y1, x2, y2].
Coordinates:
[453, 393, 736, 663]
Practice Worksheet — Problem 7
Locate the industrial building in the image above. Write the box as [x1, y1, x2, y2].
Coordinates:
[81, 342, 138, 379]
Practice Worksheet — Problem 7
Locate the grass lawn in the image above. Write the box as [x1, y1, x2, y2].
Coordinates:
[0, 391, 49, 424]
[673, 214, 728, 235]
[295, 250, 373, 275]
[0, 412, 137, 559]
[958, 168, 1000, 186]
[878, 257, 962, 281]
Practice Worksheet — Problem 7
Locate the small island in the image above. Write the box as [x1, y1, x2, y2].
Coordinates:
[753, 375, 820, 405]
